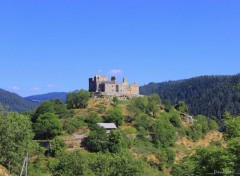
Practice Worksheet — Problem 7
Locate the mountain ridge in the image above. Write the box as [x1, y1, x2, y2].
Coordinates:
[140, 74, 240, 119]
[0, 89, 38, 113]
[0, 90, 68, 113]
[25, 92, 68, 103]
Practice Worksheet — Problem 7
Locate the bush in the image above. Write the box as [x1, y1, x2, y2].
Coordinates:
[85, 111, 102, 125]
[66, 90, 90, 109]
[104, 107, 124, 127]
[122, 126, 138, 135]
[84, 126, 108, 152]
[195, 115, 210, 134]
[155, 148, 175, 170]
[172, 146, 235, 176]
[170, 115, 182, 128]
[52, 151, 160, 176]
[186, 115, 218, 141]
[112, 96, 119, 105]
[224, 114, 240, 140]
[63, 117, 83, 134]
[186, 123, 203, 141]
[151, 118, 177, 148]
[208, 118, 219, 131]
[134, 113, 153, 133]
[0, 112, 34, 174]
[108, 130, 127, 153]
[170, 115, 185, 137]
[162, 100, 172, 112]
[34, 112, 62, 140]
[175, 101, 189, 114]
[48, 137, 66, 157]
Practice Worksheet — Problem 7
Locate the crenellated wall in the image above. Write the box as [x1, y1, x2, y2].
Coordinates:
[89, 75, 140, 97]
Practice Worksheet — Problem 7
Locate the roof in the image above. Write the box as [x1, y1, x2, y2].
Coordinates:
[74, 134, 84, 139]
[97, 123, 117, 129]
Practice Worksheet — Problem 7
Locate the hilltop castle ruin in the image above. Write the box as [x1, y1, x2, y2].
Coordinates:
[89, 75, 140, 98]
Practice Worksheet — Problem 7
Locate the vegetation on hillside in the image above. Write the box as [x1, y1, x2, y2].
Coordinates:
[140, 74, 240, 119]
[0, 89, 67, 113]
[0, 89, 239, 176]
[0, 89, 38, 112]
[173, 113, 240, 176]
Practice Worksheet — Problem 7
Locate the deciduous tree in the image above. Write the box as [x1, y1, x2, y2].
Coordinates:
[105, 107, 124, 127]
[0, 112, 34, 174]
[66, 90, 90, 109]
[34, 112, 62, 139]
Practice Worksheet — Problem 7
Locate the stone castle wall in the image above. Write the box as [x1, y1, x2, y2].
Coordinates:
[89, 75, 140, 97]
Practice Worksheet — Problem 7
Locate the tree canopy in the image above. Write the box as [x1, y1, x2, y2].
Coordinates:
[104, 107, 124, 127]
[34, 112, 63, 139]
[140, 74, 240, 119]
[66, 89, 90, 109]
[0, 112, 34, 174]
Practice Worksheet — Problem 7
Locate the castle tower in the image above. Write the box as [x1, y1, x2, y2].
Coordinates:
[111, 76, 117, 83]
[123, 78, 128, 85]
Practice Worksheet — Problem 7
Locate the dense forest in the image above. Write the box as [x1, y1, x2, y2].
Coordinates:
[0, 89, 67, 113]
[140, 74, 240, 119]
[2, 90, 239, 176]
[0, 89, 38, 112]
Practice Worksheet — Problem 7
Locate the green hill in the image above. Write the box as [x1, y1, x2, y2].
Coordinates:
[140, 74, 240, 119]
[0, 89, 38, 112]
[25, 92, 67, 103]
[1, 92, 236, 176]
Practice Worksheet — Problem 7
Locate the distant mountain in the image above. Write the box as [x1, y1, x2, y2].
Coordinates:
[140, 74, 240, 119]
[0, 89, 38, 113]
[25, 92, 68, 103]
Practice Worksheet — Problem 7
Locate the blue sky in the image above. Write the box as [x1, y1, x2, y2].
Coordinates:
[0, 0, 240, 96]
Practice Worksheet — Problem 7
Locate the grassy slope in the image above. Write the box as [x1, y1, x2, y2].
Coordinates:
[27, 98, 224, 175]
[0, 165, 9, 176]
[174, 131, 223, 163]
[67, 98, 224, 164]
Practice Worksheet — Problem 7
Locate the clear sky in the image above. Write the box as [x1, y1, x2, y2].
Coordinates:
[0, 0, 240, 96]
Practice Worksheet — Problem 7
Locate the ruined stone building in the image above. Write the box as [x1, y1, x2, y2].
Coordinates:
[89, 75, 140, 98]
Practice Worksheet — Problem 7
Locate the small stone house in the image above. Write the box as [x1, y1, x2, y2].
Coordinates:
[97, 123, 117, 133]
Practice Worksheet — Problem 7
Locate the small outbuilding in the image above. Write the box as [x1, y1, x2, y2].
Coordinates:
[73, 134, 85, 140]
[97, 123, 117, 133]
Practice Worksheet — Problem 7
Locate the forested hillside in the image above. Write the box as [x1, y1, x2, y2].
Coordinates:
[140, 74, 240, 119]
[25, 92, 67, 103]
[0, 90, 227, 176]
[1, 91, 240, 176]
[0, 89, 38, 112]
